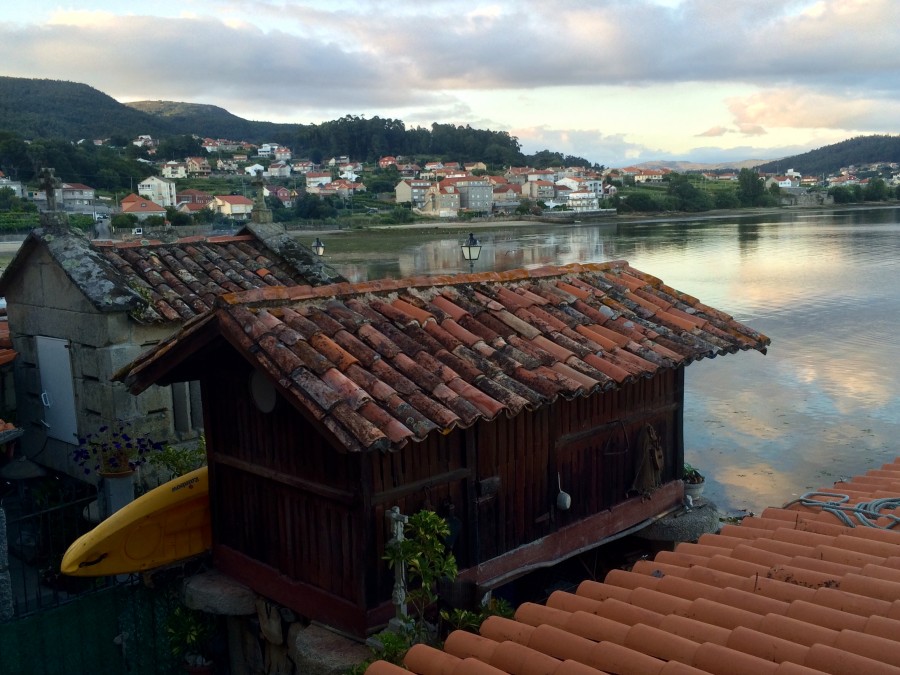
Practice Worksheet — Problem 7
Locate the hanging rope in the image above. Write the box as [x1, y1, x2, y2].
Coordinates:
[782, 491, 900, 529]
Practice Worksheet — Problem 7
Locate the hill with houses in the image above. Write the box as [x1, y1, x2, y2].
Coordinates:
[3, 76, 900, 178]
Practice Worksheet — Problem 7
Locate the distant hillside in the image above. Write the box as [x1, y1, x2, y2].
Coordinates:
[0, 76, 173, 140]
[636, 159, 769, 172]
[8, 76, 898, 175]
[0, 77, 299, 143]
[756, 135, 900, 176]
[124, 100, 294, 143]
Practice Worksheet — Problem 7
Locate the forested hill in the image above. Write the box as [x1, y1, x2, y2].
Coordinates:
[124, 100, 292, 143]
[0, 77, 174, 140]
[0, 77, 588, 168]
[756, 135, 900, 176]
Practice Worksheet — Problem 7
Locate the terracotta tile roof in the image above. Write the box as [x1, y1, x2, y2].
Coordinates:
[120, 261, 769, 454]
[367, 459, 900, 675]
[0, 224, 345, 325]
[93, 235, 314, 322]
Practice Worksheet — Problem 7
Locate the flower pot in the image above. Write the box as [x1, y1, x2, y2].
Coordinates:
[684, 480, 705, 502]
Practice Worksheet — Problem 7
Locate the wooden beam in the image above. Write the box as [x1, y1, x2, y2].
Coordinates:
[213, 453, 357, 504]
[458, 481, 682, 587]
[215, 545, 369, 637]
[372, 468, 471, 504]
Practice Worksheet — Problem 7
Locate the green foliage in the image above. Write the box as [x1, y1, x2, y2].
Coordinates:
[0, 212, 38, 232]
[863, 177, 891, 201]
[165, 603, 216, 666]
[0, 186, 34, 213]
[149, 436, 207, 479]
[756, 134, 900, 176]
[111, 212, 137, 229]
[348, 510, 515, 673]
[666, 174, 713, 212]
[714, 189, 741, 209]
[385, 510, 458, 627]
[736, 168, 766, 207]
[683, 462, 704, 483]
[620, 191, 660, 212]
[440, 597, 514, 634]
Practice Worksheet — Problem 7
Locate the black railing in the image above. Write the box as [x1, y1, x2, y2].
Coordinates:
[2, 491, 107, 620]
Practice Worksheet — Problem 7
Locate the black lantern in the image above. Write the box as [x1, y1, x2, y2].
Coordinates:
[460, 232, 482, 273]
[312, 237, 325, 257]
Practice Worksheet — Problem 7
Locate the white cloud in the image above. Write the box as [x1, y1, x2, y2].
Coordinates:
[3, 0, 900, 164]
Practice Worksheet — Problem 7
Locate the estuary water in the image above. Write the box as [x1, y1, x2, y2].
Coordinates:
[326, 207, 900, 516]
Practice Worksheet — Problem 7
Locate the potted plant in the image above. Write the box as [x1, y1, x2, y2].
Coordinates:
[71, 421, 163, 518]
[682, 462, 705, 500]
[165, 603, 216, 673]
[72, 421, 164, 476]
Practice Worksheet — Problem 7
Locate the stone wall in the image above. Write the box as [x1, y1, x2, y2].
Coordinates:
[184, 571, 370, 675]
[5, 246, 198, 477]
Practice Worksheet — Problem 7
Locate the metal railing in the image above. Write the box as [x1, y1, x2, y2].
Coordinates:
[2, 491, 105, 620]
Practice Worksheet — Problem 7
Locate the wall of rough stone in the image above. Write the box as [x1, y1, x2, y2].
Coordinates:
[183, 571, 370, 675]
[5, 246, 199, 478]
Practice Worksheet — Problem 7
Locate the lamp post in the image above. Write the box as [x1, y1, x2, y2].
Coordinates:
[312, 237, 325, 257]
[460, 232, 482, 273]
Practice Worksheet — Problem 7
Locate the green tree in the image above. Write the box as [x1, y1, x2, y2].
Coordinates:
[736, 168, 766, 207]
[157, 135, 205, 160]
[667, 174, 713, 212]
[111, 212, 138, 229]
[863, 177, 890, 201]
[165, 207, 192, 227]
[621, 192, 659, 212]
[384, 510, 458, 641]
[714, 190, 740, 209]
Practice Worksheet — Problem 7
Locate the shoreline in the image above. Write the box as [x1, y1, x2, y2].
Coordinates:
[363, 201, 900, 233]
[0, 203, 896, 253]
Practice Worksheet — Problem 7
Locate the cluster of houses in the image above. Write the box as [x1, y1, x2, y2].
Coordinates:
[394, 164, 619, 216]
[5, 132, 900, 227]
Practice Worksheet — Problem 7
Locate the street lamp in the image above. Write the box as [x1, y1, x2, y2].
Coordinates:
[460, 232, 482, 273]
[312, 237, 325, 257]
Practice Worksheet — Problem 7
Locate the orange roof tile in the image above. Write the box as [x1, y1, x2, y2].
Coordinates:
[368, 459, 900, 675]
[120, 261, 769, 454]
[0, 319, 16, 367]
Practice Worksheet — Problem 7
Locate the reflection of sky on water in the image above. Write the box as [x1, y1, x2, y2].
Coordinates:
[328, 209, 900, 515]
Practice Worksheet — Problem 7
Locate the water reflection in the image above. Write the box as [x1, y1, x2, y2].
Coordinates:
[325, 208, 900, 515]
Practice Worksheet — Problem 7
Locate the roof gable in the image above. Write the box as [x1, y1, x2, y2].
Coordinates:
[120, 262, 769, 453]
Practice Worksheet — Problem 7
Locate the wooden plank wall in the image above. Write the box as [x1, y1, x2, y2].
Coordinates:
[202, 360, 682, 619]
[473, 370, 680, 562]
[203, 366, 367, 607]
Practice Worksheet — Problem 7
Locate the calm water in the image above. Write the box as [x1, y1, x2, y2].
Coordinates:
[325, 207, 900, 516]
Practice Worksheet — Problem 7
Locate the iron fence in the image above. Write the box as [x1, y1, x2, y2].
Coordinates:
[0, 478, 187, 673]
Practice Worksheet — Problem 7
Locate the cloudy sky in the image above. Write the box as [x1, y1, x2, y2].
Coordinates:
[5, 1, 900, 166]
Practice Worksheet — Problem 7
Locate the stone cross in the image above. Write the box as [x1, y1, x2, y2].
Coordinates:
[39, 167, 61, 212]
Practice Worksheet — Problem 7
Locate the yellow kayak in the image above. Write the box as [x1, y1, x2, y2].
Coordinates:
[61, 467, 211, 576]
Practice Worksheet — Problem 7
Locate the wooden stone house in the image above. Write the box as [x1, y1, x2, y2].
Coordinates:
[118, 261, 769, 636]
[0, 222, 343, 479]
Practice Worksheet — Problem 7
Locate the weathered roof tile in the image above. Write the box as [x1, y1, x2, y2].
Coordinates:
[122, 262, 769, 454]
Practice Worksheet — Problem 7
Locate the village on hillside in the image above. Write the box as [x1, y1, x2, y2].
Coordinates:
[2, 133, 895, 229]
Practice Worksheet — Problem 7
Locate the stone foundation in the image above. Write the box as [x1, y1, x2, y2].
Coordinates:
[183, 570, 370, 674]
